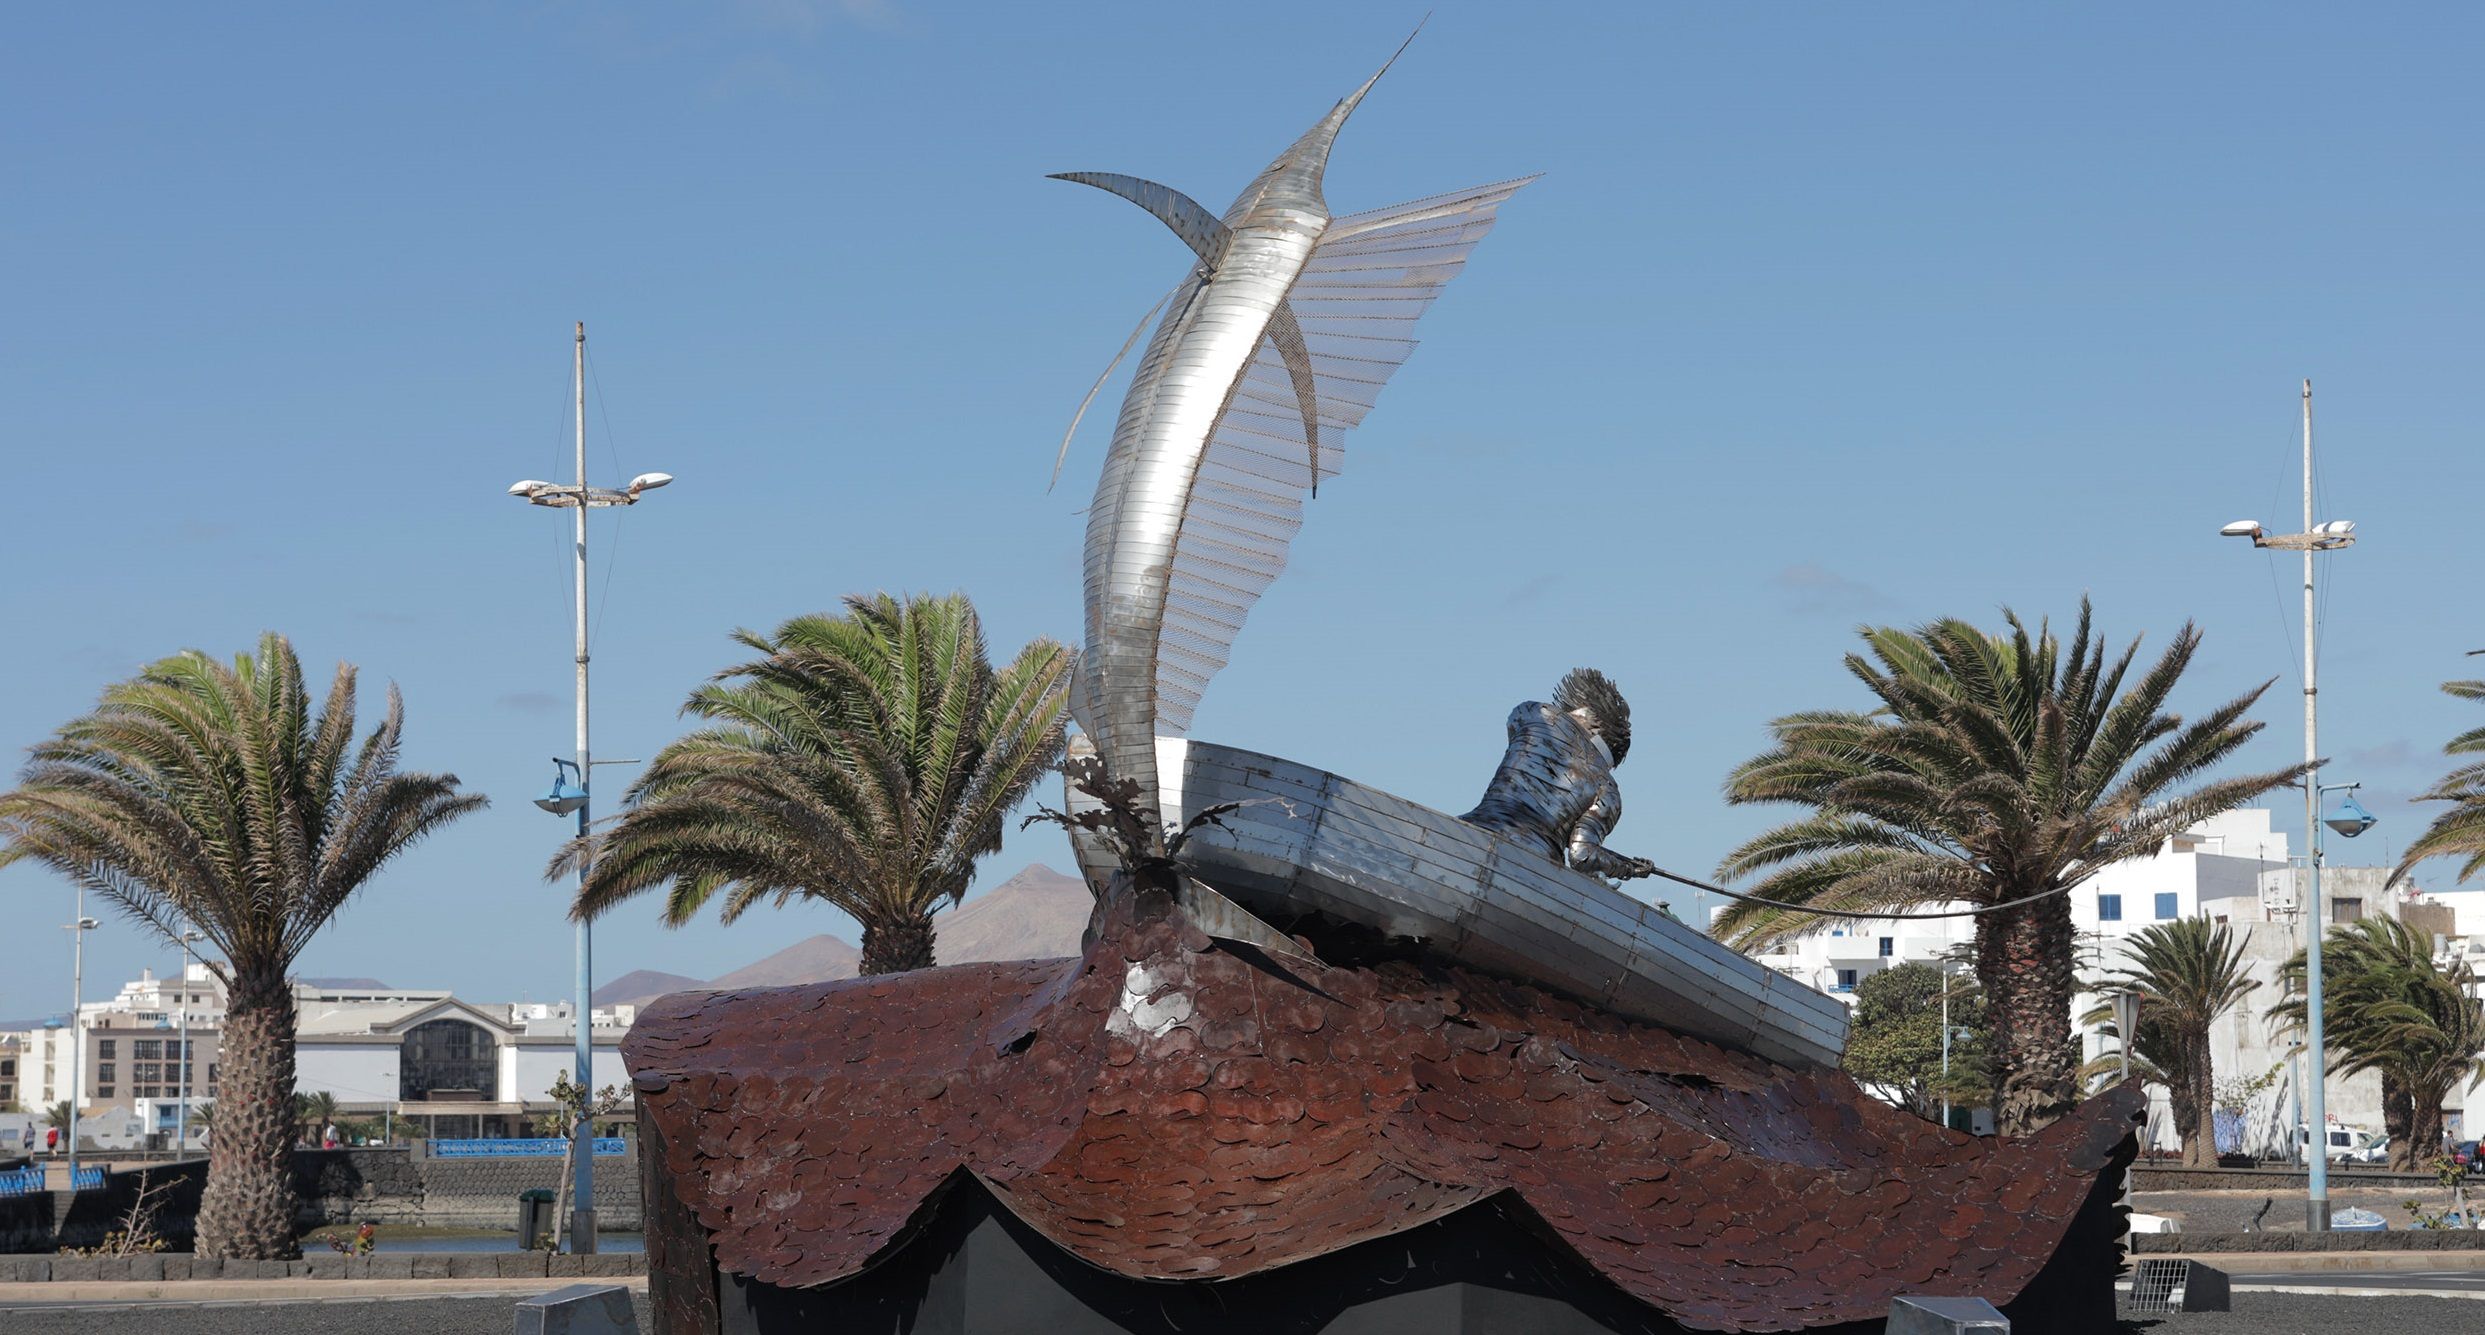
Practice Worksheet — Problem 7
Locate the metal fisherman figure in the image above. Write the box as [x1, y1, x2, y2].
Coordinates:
[1461, 669, 1656, 882]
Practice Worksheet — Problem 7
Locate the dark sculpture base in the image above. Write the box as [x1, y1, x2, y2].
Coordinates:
[629, 888, 2141, 1334]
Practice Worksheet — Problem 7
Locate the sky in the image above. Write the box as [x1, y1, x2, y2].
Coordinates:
[4, 2, 2482, 1022]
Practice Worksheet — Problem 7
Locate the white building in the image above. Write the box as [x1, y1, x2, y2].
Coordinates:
[3, 964, 636, 1144]
[1717, 808, 2485, 1154]
[293, 995, 634, 1140]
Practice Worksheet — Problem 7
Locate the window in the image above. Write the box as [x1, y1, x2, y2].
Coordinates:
[2097, 894, 2123, 922]
[400, 1019, 498, 1101]
[134, 1062, 162, 1086]
[135, 1040, 161, 1060]
[98, 1039, 116, 1059]
[2154, 893, 2178, 920]
[2334, 898, 2364, 923]
[1835, 968, 1859, 992]
[1877, 937, 1894, 958]
[95, 1062, 116, 1084]
[96, 1085, 113, 1099]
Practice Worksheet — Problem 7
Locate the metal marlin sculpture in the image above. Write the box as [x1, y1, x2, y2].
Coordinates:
[1049, 43, 1848, 1067]
[1054, 38, 1536, 818]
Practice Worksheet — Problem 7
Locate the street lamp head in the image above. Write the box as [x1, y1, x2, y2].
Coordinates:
[627, 471, 673, 494]
[2316, 520, 2356, 538]
[2220, 520, 2265, 539]
[534, 758, 589, 816]
[508, 480, 554, 498]
[2323, 792, 2377, 840]
[73, 917, 99, 930]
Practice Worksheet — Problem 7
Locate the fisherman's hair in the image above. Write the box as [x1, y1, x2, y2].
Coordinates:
[1553, 667, 1632, 765]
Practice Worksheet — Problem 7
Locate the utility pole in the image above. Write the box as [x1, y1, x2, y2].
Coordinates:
[63, 891, 96, 1190]
[2219, 379, 2359, 1230]
[505, 323, 672, 1254]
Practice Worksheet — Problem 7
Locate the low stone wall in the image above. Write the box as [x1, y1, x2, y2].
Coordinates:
[2, 1147, 642, 1253]
[0, 1189, 51, 1254]
[0, 1251, 646, 1282]
[2134, 1231, 2485, 1252]
[0, 1161, 209, 1254]
[2133, 1165, 2442, 1192]
[291, 1145, 642, 1231]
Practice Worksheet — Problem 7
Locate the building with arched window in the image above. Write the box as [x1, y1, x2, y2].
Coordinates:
[293, 995, 633, 1141]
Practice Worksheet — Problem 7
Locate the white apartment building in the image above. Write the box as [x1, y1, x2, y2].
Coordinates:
[1719, 808, 2485, 1153]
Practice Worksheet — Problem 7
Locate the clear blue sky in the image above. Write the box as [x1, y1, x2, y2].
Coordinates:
[5, 3, 2481, 1022]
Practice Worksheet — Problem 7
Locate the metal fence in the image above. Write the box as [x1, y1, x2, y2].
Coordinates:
[429, 1137, 626, 1158]
[0, 1165, 101, 1195]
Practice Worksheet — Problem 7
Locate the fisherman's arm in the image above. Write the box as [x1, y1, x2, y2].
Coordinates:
[1565, 779, 1653, 880]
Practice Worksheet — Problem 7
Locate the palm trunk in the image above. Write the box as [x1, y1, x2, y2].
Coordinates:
[2405, 1080, 2446, 1171]
[194, 973, 301, 1260]
[1976, 886, 2078, 1138]
[858, 910, 936, 975]
[2381, 1074, 2416, 1171]
[2163, 1028, 2217, 1169]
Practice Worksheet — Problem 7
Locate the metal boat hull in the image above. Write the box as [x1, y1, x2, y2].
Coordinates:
[1070, 737, 1847, 1068]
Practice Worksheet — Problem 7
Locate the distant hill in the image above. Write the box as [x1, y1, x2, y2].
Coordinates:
[612, 863, 1096, 998]
[935, 864, 1089, 963]
[707, 934, 863, 989]
[594, 969, 706, 1008]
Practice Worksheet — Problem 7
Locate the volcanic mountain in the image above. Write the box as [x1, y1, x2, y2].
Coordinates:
[608, 863, 1092, 996]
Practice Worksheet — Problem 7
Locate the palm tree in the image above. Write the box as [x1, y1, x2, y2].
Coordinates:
[2269, 916, 2485, 1170]
[295, 1090, 340, 1144]
[0, 634, 485, 1258]
[2396, 678, 2485, 885]
[2086, 918, 2259, 1168]
[1712, 601, 2305, 1136]
[43, 1101, 73, 1132]
[568, 592, 1072, 974]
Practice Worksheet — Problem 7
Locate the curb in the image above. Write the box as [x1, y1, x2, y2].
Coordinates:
[0, 1276, 647, 1307]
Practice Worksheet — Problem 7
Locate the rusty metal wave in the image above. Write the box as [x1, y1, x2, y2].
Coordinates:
[626, 891, 2141, 1332]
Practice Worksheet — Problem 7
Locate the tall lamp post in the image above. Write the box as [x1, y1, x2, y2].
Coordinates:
[506, 321, 672, 1254]
[63, 896, 97, 1190]
[175, 927, 205, 1159]
[2219, 377, 2358, 1230]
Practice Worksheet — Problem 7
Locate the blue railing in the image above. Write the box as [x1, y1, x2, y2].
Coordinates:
[0, 1166, 44, 1196]
[72, 1165, 103, 1191]
[430, 1137, 626, 1158]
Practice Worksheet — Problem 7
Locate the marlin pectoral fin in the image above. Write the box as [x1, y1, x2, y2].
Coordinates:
[1048, 172, 1231, 263]
[1052, 284, 1177, 492]
[1264, 301, 1322, 496]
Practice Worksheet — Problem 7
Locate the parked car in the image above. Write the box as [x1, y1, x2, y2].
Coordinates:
[2296, 1125, 2390, 1166]
[2453, 1139, 2484, 1175]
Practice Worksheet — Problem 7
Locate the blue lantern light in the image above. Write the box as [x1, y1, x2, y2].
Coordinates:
[534, 758, 588, 817]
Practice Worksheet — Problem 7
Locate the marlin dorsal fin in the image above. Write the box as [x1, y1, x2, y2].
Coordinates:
[1048, 173, 1229, 263]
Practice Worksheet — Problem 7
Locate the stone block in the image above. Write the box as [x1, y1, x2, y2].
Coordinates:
[1887, 1295, 2009, 1334]
[125, 1255, 165, 1281]
[411, 1254, 452, 1279]
[363, 1253, 415, 1279]
[0, 1256, 50, 1282]
[186, 1255, 223, 1280]
[94, 1258, 132, 1282]
[51, 1256, 102, 1282]
[158, 1256, 190, 1280]
[514, 1282, 639, 1335]
[547, 1253, 586, 1276]
[498, 1252, 551, 1278]
[303, 1254, 349, 1278]
[579, 1252, 637, 1277]
[446, 1253, 499, 1279]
